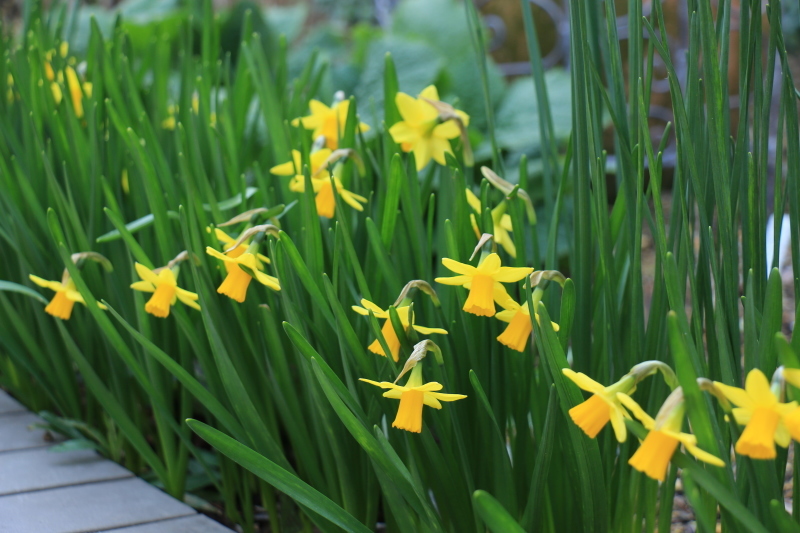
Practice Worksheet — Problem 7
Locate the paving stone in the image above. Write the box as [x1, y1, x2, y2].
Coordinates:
[0, 390, 25, 415]
[100, 514, 235, 532]
[0, 477, 195, 533]
[0, 447, 132, 496]
[0, 412, 55, 452]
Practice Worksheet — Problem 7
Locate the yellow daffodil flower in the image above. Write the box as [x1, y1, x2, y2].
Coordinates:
[271, 149, 366, 219]
[495, 297, 558, 352]
[210, 228, 270, 274]
[618, 389, 725, 481]
[360, 365, 466, 433]
[65, 66, 90, 119]
[291, 99, 370, 150]
[60, 41, 69, 58]
[714, 369, 797, 459]
[562, 368, 637, 442]
[352, 299, 447, 362]
[435, 253, 531, 317]
[465, 189, 516, 257]
[206, 247, 280, 303]
[389, 85, 469, 171]
[7, 73, 14, 103]
[130, 263, 200, 318]
[29, 274, 106, 320]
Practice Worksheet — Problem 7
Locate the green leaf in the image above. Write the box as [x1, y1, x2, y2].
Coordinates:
[472, 490, 526, 533]
[187, 419, 373, 533]
[0, 280, 49, 305]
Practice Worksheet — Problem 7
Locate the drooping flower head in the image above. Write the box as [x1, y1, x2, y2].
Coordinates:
[291, 97, 370, 150]
[130, 263, 200, 318]
[435, 253, 532, 317]
[206, 246, 280, 303]
[714, 368, 797, 459]
[270, 149, 367, 219]
[495, 296, 558, 352]
[352, 299, 447, 362]
[618, 389, 725, 481]
[563, 369, 636, 442]
[389, 85, 469, 171]
[465, 189, 516, 258]
[29, 274, 107, 320]
[360, 364, 466, 433]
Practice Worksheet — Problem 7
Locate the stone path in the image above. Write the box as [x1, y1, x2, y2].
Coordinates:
[0, 389, 234, 533]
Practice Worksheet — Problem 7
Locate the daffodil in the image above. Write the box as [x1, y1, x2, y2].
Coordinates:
[389, 85, 469, 171]
[495, 297, 558, 352]
[29, 274, 106, 320]
[65, 66, 91, 119]
[618, 389, 725, 481]
[130, 263, 200, 318]
[435, 253, 532, 317]
[714, 369, 797, 459]
[465, 189, 516, 257]
[271, 149, 366, 219]
[360, 365, 466, 433]
[352, 299, 447, 362]
[292, 99, 370, 149]
[209, 228, 270, 275]
[563, 368, 636, 442]
[206, 247, 280, 303]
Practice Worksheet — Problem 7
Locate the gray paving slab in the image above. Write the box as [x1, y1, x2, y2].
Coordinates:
[0, 411, 56, 452]
[0, 390, 25, 415]
[100, 514, 234, 532]
[0, 477, 195, 533]
[0, 447, 133, 496]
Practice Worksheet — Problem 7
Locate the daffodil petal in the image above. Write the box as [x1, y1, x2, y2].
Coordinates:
[476, 253, 502, 274]
[131, 280, 156, 293]
[441, 258, 477, 276]
[713, 381, 755, 409]
[745, 369, 775, 405]
[609, 409, 628, 442]
[616, 392, 656, 429]
[434, 275, 472, 286]
[562, 368, 606, 395]
[494, 266, 534, 283]
[412, 325, 448, 335]
[29, 275, 64, 293]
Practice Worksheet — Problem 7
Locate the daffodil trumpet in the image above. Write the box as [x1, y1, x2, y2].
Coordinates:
[360, 364, 466, 433]
[714, 368, 798, 459]
[618, 388, 725, 481]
